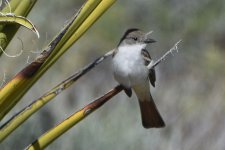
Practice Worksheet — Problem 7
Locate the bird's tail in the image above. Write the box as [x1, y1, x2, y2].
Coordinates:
[138, 95, 165, 128]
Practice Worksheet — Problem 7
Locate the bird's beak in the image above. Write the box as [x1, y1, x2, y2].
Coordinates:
[144, 38, 156, 44]
[144, 31, 156, 43]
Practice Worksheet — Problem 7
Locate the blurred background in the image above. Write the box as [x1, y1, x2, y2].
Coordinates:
[1, 0, 225, 149]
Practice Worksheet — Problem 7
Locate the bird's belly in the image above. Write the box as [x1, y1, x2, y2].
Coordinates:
[113, 50, 148, 88]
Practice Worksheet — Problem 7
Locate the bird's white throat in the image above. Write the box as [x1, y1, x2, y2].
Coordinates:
[118, 44, 146, 59]
[113, 44, 149, 88]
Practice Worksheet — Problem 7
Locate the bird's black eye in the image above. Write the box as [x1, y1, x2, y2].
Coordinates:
[132, 37, 138, 41]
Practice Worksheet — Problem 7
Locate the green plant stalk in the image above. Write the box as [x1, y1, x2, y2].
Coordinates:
[0, 15, 39, 37]
[14, 0, 36, 15]
[1, 0, 20, 13]
[0, 0, 20, 32]
[0, 0, 116, 120]
[0, 0, 37, 25]
[43, 0, 102, 60]
[40, 0, 116, 80]
[56, 0, 116, 58]
[0, 0, 37, 55]
[0, 50, 113, 142]
[0, 33, 7, 49]
[0, 6, 79, 120]
[25, 85, 123, 150]
[0, 3, 83, 120]
[0, 0, 103, 118]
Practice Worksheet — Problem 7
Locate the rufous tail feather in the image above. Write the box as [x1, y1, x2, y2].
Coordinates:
[138, 96, 165, 128]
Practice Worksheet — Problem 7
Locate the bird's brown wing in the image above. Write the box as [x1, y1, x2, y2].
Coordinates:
[141, 49, 156, 87]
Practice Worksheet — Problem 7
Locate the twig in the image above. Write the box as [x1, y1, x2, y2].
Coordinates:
[147, 40, 182, 69]
[61, 49, 114, 82]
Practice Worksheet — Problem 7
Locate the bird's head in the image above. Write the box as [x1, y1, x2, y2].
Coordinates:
[118, 28, 156, 47]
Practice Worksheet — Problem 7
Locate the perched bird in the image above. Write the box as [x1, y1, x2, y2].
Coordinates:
[112, 28, 165, 128]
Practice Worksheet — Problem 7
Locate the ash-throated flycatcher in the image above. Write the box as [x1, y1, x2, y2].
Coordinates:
[112, 28, 165, 128]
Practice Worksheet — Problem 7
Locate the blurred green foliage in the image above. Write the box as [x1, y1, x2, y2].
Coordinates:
[1, 0, 225, 150]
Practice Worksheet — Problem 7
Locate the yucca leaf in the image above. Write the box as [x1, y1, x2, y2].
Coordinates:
[0, 50, 113, 142]
[0, 0, 116, 121]
[25, 85, 123, 150]
[0, 14, 39, 38]
[0, 0, 37, 55]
